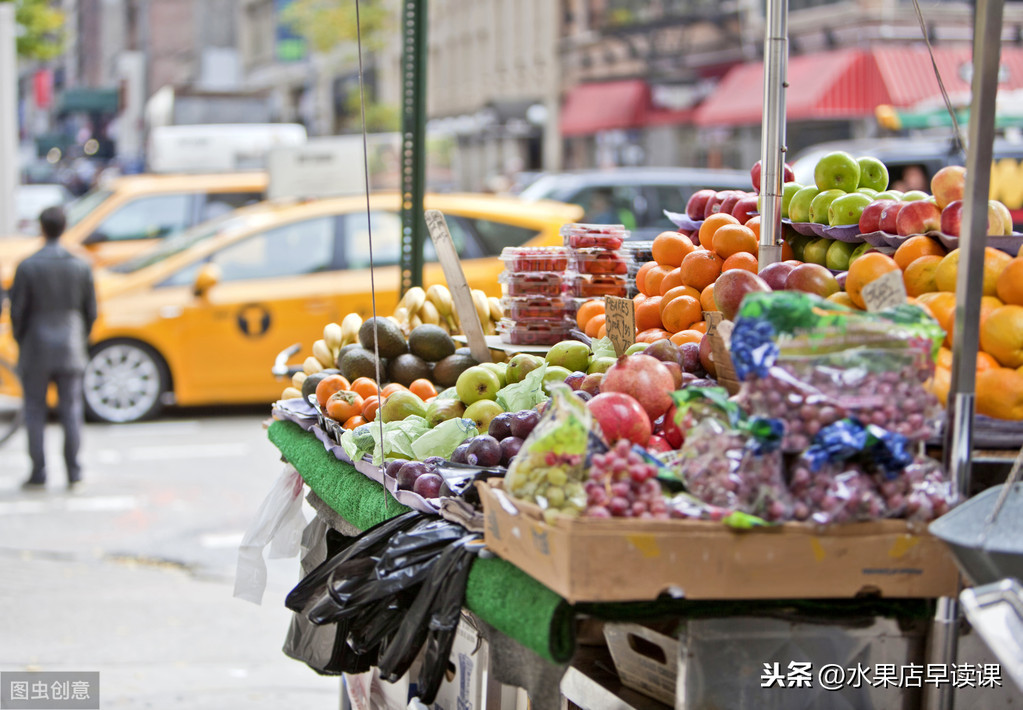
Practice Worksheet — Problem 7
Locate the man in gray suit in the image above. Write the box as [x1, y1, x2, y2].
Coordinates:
[10, 206, 97, 489]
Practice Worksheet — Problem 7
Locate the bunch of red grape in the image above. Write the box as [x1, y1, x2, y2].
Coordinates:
[788, 463, 888, 525]
[875, 456, 959, 522]
[584, 439, 668, 519]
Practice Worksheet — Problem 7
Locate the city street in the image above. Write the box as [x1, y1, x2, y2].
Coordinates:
[0, 406, 340, 709]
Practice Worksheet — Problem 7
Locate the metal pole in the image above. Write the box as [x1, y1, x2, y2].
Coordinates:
[0, 3, 18, 236]
[757, 0, 787, 271]
[399, 0, 427, 294]
[928, 1, 1004, 708]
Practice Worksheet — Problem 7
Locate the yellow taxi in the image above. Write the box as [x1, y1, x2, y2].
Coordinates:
[63, 193, 581, 423]
[0, 172, 268, 286]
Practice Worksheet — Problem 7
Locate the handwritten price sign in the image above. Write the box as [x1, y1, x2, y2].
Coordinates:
[861, 270, 907, 312]
[604, 296, 635, 357]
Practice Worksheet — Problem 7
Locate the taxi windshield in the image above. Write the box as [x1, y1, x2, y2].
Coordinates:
[110, 213, 247, 274]
[65, 189, 112, 227]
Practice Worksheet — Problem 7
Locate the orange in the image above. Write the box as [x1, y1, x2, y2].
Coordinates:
[409, 378, 437, 400]
[662, 285, 702, 308]
[636, 328, 673, 344]
[670, 329, 704, 346]
[744, 215, 761, 241]
[651, 232, 696, 267]
[926, 365, 951, 407]
[661, 295, 703, 333]
[917, 291, 957, 344]
[780, 239, 795, 261]
[575, 299, 605, 331]
[826, 292, 860, 309]
[980, 305, 1023, 368]
[645, 264, 674, 297]
[700, 284, 718, 312]
[635, 261, 658, 296]
[981, 295, 1004, 329]
[326, 390, 364, 423]
[976, 351, 1000, 372]
[679, 250, 723, 291]
[315, 374, 351, 408]
[902, 255, 943, 297]
[634, 293, 648, 308]
[343, 415, 369, 430]
[689, 320, 709, 334]
[906, 296, 934, 320]
[380, 382, 407, 397]
[976, 367, 1023, 420]
[350, 377, 380, 400]
[597, 323, 607, 338]
[698, 213, 740, 248]
[996, 258, 1023, 305]
[721, 252, 759, 273]
[635, 296, 664, 332]
[362, 395, 380, 422]
[893, 235, 946, 271]
[845, 252, 900, 309]
[712, 224, 759, 260]
[584, 313, 607, 338]
[658, 267, 685, 295]
[936, 347, 953, 370]
[934, 247, 1013, 296]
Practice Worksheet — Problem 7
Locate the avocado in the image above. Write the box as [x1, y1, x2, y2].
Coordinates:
[432, 352, 479, 388]
[408, 324, 456, 362]
[335, 344, 363, 369]
[388, 353, 432, 387]
[359, 317, 408, 360]
[301, 371, 330, 402]
[339, 347, 384, 382]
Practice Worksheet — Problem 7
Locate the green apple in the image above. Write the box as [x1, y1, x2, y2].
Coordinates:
[780, 182, 804, 219]
[857, 187, 879, 197]
[990, 199, 1014, 236]
[828, 192, 873, 226]
[587, 356, 617, 374]
[825, 240, 857, 271]
[875, 190, 904, 201]
[463, 399, 505, 432]
[786, 232, 810, 261]
[542, 365, 573, 394]
[506, 353, 543, 385]
[809, 189, 847, 225]
[901, 190, 929, 202]
[787, 186, 820, 223]
[857, 156, 889, 192]
[802, 237, 832, 266]
[545, 340, 590, 373]
[456, 365, 502, 405]
[814, 151, 861, 192]
[480, 362, 508, 388]
[625, 343, 648, 355]
[848, 242, 875, 267]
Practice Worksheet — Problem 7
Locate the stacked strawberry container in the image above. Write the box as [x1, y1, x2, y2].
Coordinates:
[497, 246, 573, 345]
[563, 224, 630, 300]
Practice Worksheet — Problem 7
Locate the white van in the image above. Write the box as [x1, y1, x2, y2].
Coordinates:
[147, 123, 308, 174]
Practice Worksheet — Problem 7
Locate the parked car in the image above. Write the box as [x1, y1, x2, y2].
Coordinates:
[14, 183, 73, 234]
[516, 167, 752, 239]
[17, 193, 580, 423]
[791, 136, 1023, 228]
[0, 171, 268, 287]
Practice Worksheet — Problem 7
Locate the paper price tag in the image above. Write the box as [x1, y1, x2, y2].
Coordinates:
[604, 296, 635, 357]
[861, 269, 907, 312]
[716, 319, 735, 348]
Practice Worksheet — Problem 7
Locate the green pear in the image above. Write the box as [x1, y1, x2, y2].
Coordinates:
[545, 341, 590, 373]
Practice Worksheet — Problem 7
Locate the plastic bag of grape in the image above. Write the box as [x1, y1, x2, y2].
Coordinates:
[503, 386, 594, 522]
[664, 387, 793, 523]
[730, 291, 945, 452]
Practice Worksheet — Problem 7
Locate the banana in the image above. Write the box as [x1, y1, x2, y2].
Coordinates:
[323, 322, 343, 352]
[386, 315, 402, 328]
[419, 300, 440, 325]
[292, 371, 307, 389]
[281, 387, 303, 400]
[340, 313, 362, 347]
[302, 356, 324, 376]
[487, 296, 503, 323]
[312, 339, 334, 369]
[426, 284, 453, 318]
[393, 306, 410, 327]
[399, 287, 427, 315]
[471, 289, 490, 328]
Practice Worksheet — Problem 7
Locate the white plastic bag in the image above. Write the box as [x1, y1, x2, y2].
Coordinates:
[233, 464, 307, 604]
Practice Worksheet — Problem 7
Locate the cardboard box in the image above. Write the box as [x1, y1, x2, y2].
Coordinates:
[430, 618, 488, 710]
[479, 481, 960, 603]
[603, 622, 680, 706]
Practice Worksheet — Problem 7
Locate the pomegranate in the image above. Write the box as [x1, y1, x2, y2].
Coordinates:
[601, 354, 675, 421]
[587, 392, 652, 447]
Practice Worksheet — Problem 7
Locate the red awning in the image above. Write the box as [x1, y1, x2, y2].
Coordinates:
[872, 45, 1023, 107]
[694, 48, 890, 126]
[560, 80, 651, 136]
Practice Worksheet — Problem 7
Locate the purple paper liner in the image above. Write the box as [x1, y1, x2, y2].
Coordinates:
[860, 230, 892, 247]
[935, 231, 1023, 256]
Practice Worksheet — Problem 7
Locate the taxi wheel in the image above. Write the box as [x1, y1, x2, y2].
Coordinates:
[84, 340, 169, 424]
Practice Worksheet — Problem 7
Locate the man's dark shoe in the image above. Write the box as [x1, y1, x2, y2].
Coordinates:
[21, 478, 46, 491]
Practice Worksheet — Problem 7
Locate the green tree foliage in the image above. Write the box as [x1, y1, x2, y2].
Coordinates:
[280, 0, 391, 55]
[1, 0, 65, 60]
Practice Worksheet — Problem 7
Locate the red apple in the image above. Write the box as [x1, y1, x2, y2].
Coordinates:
[717, 191, 744, 219]
[940, 200, 963, 236]
[686, 189, 716, 221]
[646, 434, 672, 453]
[751, 159, 796, 194]
[714, 269, 772, 320]
[586, 392, 651, 447]
[660, 403, 684, 448]
[698, 334, 717, 378]
[760, 262, 796, 290]
[931, 165, 966, 210]
[896, 200, 942, 236]
[859, 199, 897, 234]
[732, 194, 760, 224]
[784, 263, 839, 298]
[879, 202, 906, 234]
[704, 190, 737, 219]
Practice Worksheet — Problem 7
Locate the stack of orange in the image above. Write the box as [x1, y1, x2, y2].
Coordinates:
[632, 213, 774, 344]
